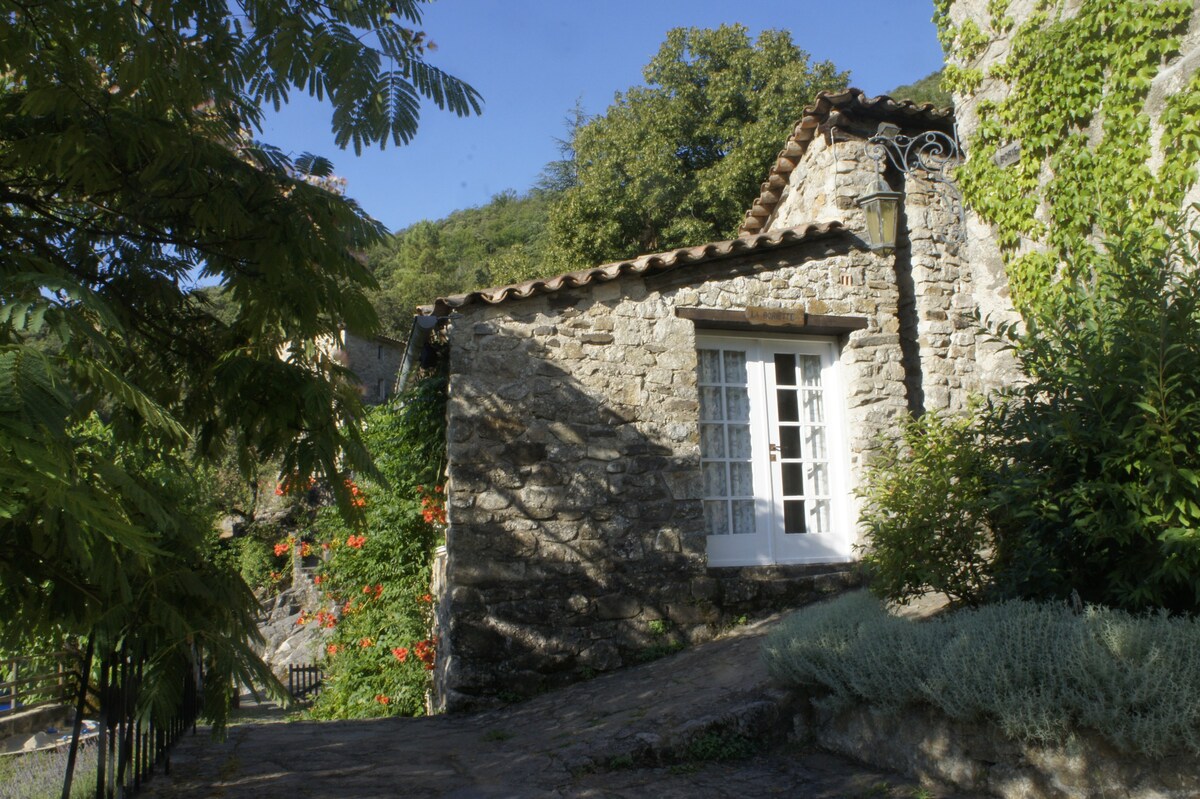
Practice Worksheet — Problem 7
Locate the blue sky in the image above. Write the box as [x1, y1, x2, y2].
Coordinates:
[261, 0, 945, 234]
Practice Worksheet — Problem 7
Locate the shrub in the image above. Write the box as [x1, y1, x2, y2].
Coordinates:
[763, 592, 1200, 756]
[223, 524, 291, 593]
[857, 411, 997, 605]
[304, 368, 448, 718]
[858, 224, 1200, 612]
[989, 227, 1200, 610]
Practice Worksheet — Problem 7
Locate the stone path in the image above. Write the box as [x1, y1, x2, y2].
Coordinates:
[141, 616, 981, 798]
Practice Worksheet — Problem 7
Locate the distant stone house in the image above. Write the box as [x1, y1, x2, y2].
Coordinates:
[326, 328, 406, 405]
[412, 89, 989, 711]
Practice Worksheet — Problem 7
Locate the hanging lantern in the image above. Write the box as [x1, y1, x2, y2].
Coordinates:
[856, 174, 903, 254]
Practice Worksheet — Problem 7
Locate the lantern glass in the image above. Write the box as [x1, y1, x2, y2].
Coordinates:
[856, 180, 902, 253]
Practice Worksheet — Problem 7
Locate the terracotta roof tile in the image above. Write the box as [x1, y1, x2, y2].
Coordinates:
[738, 88, 954, 234]
[420, 221, 847, 316]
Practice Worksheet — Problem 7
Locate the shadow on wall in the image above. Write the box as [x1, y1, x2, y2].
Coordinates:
[437, 304, 858, 711]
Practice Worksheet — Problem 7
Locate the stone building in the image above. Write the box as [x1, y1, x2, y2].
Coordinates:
[327, 328, 406, 405]
[414, 89, 983, 711]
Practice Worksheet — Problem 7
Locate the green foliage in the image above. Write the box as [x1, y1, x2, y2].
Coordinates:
[366, 25, 851, 327]
[0, 417, 281, 731]
[860, 227, 1200, 613]
[308, 370, 448, 718]
[0, 0, 477, 728]
[941, 0, 1197, 311]
[230, 524, 293, 593]
[546, 24, 848, 267]
[886, 70, 952, 109]
[764, 592, 1200, 757]
[988, 228, 1200, 611]
[858, 411, 997, 606]
[681, 730, 755, 763]
[367, 190, 559, 337]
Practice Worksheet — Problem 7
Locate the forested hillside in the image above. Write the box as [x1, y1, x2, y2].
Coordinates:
[886, 69, 950, 108]
[363, 31, 950, 341]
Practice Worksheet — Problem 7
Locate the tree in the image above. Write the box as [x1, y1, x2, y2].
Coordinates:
[546, 25, 847, 267]
[367, 189, 558, 337]
[0, 0, 479, 726]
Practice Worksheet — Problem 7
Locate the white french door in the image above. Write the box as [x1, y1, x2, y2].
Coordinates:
[697, 334, 852, 566]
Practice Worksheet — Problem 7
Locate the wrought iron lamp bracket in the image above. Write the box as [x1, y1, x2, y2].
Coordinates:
[865, 127, 966, 246]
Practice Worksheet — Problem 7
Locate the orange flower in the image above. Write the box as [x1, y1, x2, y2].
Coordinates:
[313, 574, 323, 585]
[346, 534, 366, 549]
[359, 637, 373, 648]
[326, 644, 341, 656]
[375, 694, 390, 705]
[419, 593, 433, 604]
[392, 647, 408, 662]
[273, 542, 290, 557]
[413, 638, 436, 667]
[300, 541, 313, 558]
[374, 584, 384, 599]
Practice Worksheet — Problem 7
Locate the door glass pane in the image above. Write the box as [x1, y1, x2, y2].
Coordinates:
[705, 501, 729, 535]
[774, 353, 796, 386]
[727, 424, 752, 459]
[779, 427, 801, 459]
[813, 499, 831, 534]
[802, 390, 824, 423]
[700, 387, 724, 420]
[700, 424, 725, 458]
[731, 500, 756, 535]
[784, 500, 807, 534]
[800, 354, 822, 387]
[698, 349, 721, 384]
[730, 462, 754, 495]
[782, 463, 803, 496]
[804, 426, 827, 460]
[809, 463, 829, 496]
[725, 386, 750, 421]
[703, 462, 728, 496]
[776, 389, 799, 422]
[722, 350, 747, 384]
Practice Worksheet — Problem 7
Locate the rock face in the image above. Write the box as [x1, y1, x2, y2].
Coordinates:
[430, 95, 982, 712]
[255, 580, 329, 681]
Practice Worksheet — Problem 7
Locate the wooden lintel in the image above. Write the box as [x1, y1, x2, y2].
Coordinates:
[676, 307, 869, 335]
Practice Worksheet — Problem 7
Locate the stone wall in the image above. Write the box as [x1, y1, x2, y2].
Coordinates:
[767, 128, 980, 416]
[433, 124, 979, 711]
[794, 698, 1200, 799]
[944, 0, 1200, 390]
[339, 332, 404, 404]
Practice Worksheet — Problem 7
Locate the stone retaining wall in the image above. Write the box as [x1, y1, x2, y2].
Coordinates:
[794, 699, 1200, 799]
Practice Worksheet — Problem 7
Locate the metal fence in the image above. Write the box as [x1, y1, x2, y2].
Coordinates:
[287, 664, 323, 703]
[48, 638, 202, 799]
